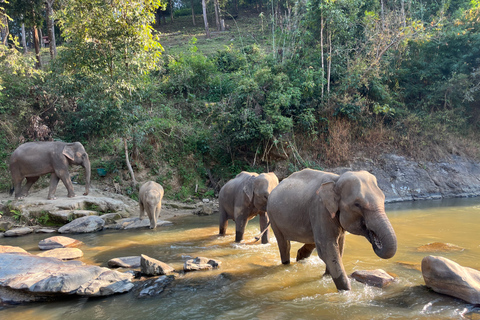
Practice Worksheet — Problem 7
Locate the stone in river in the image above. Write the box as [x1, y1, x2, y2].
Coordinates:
[351, 269, 395, 288]
[37, 248, 84, 260]
[108, 256, 141, 268]
[184, 257, 222, 272]
[416, 242, 464, 252]
[140, 254, 175, 276]
[38, 236, 83, 250]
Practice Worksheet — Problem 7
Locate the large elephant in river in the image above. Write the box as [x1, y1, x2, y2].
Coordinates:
[219, 171, 279, 244]
[267, 169, 397, 291]
[9, 141, 91, 200]
[139, 181, 164, 229]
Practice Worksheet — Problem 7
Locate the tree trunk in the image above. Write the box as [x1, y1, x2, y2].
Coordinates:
[124, 137, 137, 186]
[191, 0, 196, 26]
[46, 0, 57, 59]
[327, 30, 332, 93]
[21, 22, 27, 53]
[170, 0, 174, 23]
[33, 24, 42, 69]
[320, 13, 324, 100]
[202, 0, 210, 39]
[214, 0, 221, 31]
[1, 15, 9, 46]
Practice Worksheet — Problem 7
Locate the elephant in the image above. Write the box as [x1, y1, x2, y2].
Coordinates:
[266, 169, 397, 291]
[9, 141, 91, 200]
[139, 181, 164, 229]
[219, 171, 279, 244]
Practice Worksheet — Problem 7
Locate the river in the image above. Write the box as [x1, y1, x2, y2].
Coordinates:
[1, 197, 480, 319]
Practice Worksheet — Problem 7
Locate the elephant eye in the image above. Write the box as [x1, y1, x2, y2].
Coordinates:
[354, 202, 362, 208]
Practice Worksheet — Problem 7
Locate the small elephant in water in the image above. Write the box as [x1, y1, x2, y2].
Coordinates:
[267, 169, 397, 291]
[139, 181, 164, 229]
[9, 141, 91, 200]
[218, 171, 279, 244]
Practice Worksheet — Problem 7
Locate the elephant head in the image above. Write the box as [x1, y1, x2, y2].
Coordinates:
[62, 142, 91, 196]
[243, 173, 279, 211]
[319, 171, 397, 259]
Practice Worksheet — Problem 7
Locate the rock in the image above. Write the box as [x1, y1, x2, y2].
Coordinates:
[417, 242, 464, 252]
[35, 228, 57, 233]
[38, 236, 83, 250]
[4, 227, 33, 237]
[107, 218, 172, 230]
[140, 254, 175, 276]
[108, 256, 141, 268]
[164, 201, 196, 210]
[100, 212, 123, 224]
[58, 215, 105, 234]
[49, 210, 74, 224]
[184, 257, 222, 272]
[194, 204, 215, 216]
[0, 253, 134, 303]
[0, 220, 14, 232]
[72, 210, 98, 218]
[138, 275, 174, 298]
[396, 261, 422, 271]
[37, 248, 84, 260]
[351, 269, 395, 288]
[0, 245, 29, 254]
[422, 255, 480, 304]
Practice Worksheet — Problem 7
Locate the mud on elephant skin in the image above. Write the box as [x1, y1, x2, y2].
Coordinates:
[139, 181, 164, 229]
[218, 171, 279, 244]
[267, 169, 397, 291]
[9, 141, 91, 200]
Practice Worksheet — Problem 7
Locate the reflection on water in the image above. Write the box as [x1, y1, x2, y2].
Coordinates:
[1, 198, 480, 319]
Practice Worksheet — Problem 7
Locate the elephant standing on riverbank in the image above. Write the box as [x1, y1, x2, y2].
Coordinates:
[267, 169, 397, 291]
[219, 171, 279, 244]
[9, 141, 91, 200]
[139, 181, 164, 229]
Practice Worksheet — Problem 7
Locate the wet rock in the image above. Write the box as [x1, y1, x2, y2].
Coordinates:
[417, 242, 464, 252]
[4, 227, 33, 237]
[0, 253, 134, 303]
[137, 275, 174, 298]
[351, 269, 395, 288]
[396, 261, 422, 271]
[105, 218, 172, 230]
[140, 254, 175, 276]
[35, 228, 57, 233]
[0, 245, 29, 254]
[38, 236, 83, 250]
[37, 248, 83, 260]
[108, 256, 141, 268]
[422, 255, 480, 304]
[184, 257, 222, 272]
[58, 215, 105, 234]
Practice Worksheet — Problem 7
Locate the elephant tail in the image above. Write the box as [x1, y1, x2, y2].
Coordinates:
[253, 221, 271, 242]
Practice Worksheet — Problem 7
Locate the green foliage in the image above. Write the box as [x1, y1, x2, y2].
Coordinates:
[36, 211, 50, 225]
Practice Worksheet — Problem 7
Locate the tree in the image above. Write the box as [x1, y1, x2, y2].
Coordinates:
[45, 0, 56, 59]
[202, 0, 210, 38]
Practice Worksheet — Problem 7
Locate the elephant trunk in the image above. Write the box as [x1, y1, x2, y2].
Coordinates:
[83, 157, 91, 196]
[366, 209, 397, 259]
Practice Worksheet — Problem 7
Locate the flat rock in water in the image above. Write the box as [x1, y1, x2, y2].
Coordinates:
[351, 269, 395, 288]
[417, 242, 464, 252]
[108, 256, 141, 268]
[184, 257, 222, 272]
[38, 236, 83, 250]
[0, 245, 28, 254]
[422, 255, 480, 304]
[396, 261, 422, 271]
[58, 215, 105, 234]
[140, 254, 175, 276]
[0, 253, 134, 303]
[4, 227, 33, 237]
[37, 248, 83, 260]
[138, 275, 174, 298]
[108, 218, 172, 230]
[35, 228, 57, 233]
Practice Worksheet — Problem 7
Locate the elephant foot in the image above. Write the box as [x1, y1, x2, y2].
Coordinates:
[235, 231, 244, 243]
[282, 260, 291, 265]
[48, 196, 57, 200]
[83, 192, 89, 196]
[67, 194, 76, 198]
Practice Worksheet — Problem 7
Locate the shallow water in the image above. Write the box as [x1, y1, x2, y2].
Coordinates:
[1, 198, 480, 319]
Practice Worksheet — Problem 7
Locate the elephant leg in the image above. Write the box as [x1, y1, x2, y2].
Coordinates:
[296, 243, 316, 262]
[317, 242, 350, 290]
[48, 173, 60, 200]
[139, 201, 145, 220]
[11, 172, 25, 199]
[57, 169, 75, 198]
[219, 207, 228, 236]
[21, 176, 39, 198]
[235, 217, 247, 242]
[324, 233, 346, 276]
[258, 212, 270, 244]
[270, 221, 291, 264]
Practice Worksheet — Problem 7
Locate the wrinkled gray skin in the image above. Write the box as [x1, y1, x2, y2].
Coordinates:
[139, 181, 164, 229]
[219, 172, 279, 244]
[9, 141, 91, 200]
[267, 169, 397, 291]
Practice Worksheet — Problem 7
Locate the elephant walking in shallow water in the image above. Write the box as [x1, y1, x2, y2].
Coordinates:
[9, 141, 91, 200]
[139, 181, 164, 229]
[218, 171, 279, 244]
[267, 169, 397, 291]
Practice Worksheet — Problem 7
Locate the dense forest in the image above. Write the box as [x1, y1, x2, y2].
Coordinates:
[0, 0, 479, 201]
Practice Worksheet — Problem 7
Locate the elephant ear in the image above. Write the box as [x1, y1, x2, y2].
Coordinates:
[317, 181, 338, 219]
[62, 145, 75, 161]
[243, 176, 255, 203]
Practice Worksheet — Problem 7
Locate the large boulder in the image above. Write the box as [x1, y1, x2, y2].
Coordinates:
[140, 254, 175, 276]
[0, 245, 29, 254]
[422, 255, 480, 304]
[38, 236, 83, 250]
[37, 248, 84, 260]
[58, 215, 105, 234]
[0, 253, 134, 303]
